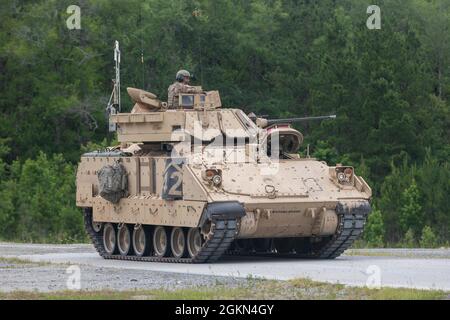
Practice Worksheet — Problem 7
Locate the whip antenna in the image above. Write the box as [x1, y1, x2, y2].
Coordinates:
[106, 40, 121, 132]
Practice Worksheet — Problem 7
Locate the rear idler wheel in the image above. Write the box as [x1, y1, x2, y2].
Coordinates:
[153, 226, 169, 258]
[103, 223, 117, 255]
[187, 228, 203, 258]
[170, 227, 187, 259]
[132, 225, 151, 257]
[117, 224, 133, 256]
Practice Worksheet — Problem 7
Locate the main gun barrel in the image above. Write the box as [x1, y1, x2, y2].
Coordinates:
[266, 114, 336, 126]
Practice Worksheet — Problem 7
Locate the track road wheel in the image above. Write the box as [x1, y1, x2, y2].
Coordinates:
[103, 223, 117, 255]
[170, 227, 187, 259]
[117, 224, 133, 256]
[187, 228, 203, 258]
[132, 225, 151, 257]
[153, 226, 169, 257]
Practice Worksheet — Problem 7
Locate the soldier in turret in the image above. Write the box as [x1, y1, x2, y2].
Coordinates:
[167, 69, 203, 109]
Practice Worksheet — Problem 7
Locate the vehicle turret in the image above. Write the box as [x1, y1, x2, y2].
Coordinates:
[110, 87, 255, 144]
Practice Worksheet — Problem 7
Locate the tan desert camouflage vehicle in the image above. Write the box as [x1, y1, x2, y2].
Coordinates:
[76, 87, 372, 263]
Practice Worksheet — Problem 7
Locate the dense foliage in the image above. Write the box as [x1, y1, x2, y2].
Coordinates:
[0, 0, 448, 245]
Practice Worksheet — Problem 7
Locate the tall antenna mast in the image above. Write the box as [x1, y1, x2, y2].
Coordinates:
[106, 40, 121, 132]
[113, 40, 121, 112]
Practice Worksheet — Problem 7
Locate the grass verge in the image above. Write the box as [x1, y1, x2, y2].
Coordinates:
[0, 278, 447, 300]
[0, 256, 52, 267]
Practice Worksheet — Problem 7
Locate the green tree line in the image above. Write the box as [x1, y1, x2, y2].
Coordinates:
[0, 0, 448, 245]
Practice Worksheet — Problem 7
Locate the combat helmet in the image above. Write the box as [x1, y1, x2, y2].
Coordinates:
[176, 69, 191, 82]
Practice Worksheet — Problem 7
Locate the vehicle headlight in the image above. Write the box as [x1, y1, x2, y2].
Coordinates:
[212, 175, 222, 186]
[335, 166, 353, 184]
[337, 172, 347, 183]
[202, 168, 222, 186]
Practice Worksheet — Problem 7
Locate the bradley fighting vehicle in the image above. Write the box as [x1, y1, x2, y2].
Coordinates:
[76, 86, 372, 263]
[76, 44, 371, 263]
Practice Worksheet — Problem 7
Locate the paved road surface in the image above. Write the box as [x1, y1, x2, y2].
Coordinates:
[0, 243, 449, 291]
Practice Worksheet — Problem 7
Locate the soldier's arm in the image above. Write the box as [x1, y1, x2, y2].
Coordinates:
[180, 84, 204, 94]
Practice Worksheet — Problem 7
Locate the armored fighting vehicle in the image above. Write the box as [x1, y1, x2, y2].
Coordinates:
[76, 86, 372, 263]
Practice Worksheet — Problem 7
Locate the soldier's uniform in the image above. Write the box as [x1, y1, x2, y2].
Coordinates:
[167, 82, 202, 109]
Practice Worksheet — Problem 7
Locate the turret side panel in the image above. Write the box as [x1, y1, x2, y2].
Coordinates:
[113, 111, 185, 142]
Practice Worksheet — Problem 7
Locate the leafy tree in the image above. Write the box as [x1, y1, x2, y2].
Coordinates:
[399, 179, 423, 238]
[402, 229, 416, 248]
[0, 152, 84, 242]
[364, 208, 385, 248]
[312, 140, 350, 165]
[0, 138, 10, 180]
[415, 150, 450, 241]
[378, 160, 412, 242]
[420, 225, 438, 248]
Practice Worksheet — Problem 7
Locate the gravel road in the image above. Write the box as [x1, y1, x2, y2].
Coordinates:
[1, 243, 449, 292]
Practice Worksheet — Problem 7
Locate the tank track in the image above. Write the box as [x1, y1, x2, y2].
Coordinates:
[84, 200, 370, 262]
[83, 208, 239, 264]
[312, 200, 370, 259]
